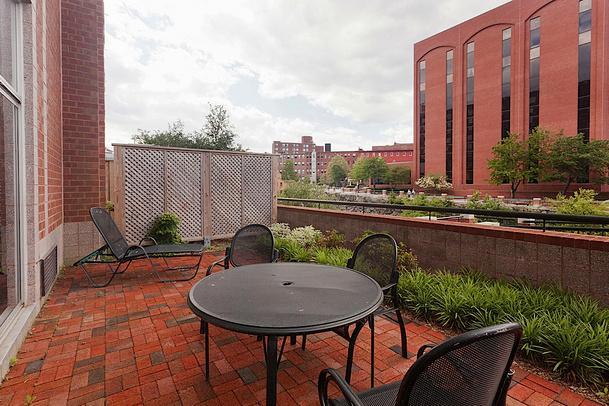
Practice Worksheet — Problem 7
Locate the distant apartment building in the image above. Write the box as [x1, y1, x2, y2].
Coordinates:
[272, 136, 413, 182]
[414, 0, 609, 196]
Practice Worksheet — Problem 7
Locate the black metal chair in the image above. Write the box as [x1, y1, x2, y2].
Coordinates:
[205, 224, 279, 276]
[302, 233, 404, 387]
[318, 323, 522, 406]
[74, 208, 205, 287]
[200, 223, 279, 377]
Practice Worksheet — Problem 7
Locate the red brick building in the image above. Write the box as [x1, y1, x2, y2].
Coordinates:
[273, 136, 414, 182]
[0, 0, 105, 376]
[414, 0, 609, 196]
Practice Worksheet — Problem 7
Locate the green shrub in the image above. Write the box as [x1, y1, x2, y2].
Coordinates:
[397, 242, 418, 271]
[397, 269, 609, 387]
[318, 230, 345, 249]
[401, 194, 455, 217]
[466, 191, 511, 211]
[149, 213, 182, 244]
[312, 247, 353, 267]
[280, 181, 329, 200]
[550, 189, 608, 216]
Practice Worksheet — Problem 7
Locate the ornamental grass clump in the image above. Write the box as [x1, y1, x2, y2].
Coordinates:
[397, 269, 609, 388]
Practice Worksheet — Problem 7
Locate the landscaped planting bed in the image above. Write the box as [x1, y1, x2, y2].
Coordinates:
[271, 223, 609, 399]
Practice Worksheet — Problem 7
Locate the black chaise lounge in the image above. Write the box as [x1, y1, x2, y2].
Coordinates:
[318, 323, 522, 406]
[74, 207, 205, 287]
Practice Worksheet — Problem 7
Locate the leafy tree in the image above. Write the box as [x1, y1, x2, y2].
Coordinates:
[327, 156, 349, 186]
[488, 133, 541, 198]
[543, 134, 590, 194]
[197, 104, 242, 150]
[387, 166, 411, 187]
[133, 104, 242, 151]
[551, 189, 607, 216]
[281, 160, 299, 181]
[349, 157, 389, 190]
[133, 120, 193, 148]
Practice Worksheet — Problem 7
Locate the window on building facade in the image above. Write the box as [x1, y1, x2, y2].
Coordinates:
[465, 42, 475, 184]
[0, 0, 23, 325]
[529, 17, 540, 133]
[418, 60, 426, 178]
[502, 28, 512, 139]
[578, 0, 591, 143]
[446, 50, 454, 182]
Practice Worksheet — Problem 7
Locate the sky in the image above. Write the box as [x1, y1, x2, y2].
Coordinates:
[104, 0, 509, 153]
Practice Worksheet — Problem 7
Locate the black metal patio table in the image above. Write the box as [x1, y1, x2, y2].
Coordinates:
[187, 262, 383, 406]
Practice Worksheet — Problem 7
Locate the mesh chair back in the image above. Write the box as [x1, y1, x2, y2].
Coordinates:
[229, 224, 275, 267]
[396, 323, 522, 406]
[90, 207, 130, 260]
[349, 234, 397, 288]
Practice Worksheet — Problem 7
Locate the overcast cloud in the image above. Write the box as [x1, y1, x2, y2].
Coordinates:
[105, 0, 509, 153]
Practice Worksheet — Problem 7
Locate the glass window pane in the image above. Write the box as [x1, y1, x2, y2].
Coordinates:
[530, 28, 540, 48]
[0, 0, 17, 89]
[0, 94, 19, 318]
[579, 9, 592, 33]
[502, 66, 511, 84]
[578, 42, 591, 81]
[467, 52, 474, 69]
[502, 40, 511, 58]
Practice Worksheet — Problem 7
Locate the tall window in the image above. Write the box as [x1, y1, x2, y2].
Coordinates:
[445, 50, 453, 182]
[501, 28, 512, 139]
[529, 17, 541, 132]
[465, 42, 475, 184]
[418, 60, 426, 179]
[578, 0, 591, 142]
[0, 0, 23, 323]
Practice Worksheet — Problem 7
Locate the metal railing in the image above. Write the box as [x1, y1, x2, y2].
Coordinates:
[278, 197, 609, 233]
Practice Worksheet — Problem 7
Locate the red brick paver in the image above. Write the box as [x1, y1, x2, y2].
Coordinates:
[0, 255, 602, 405]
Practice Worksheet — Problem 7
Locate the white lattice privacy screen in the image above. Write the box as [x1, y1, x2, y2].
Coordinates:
[110, 145, 279, 243]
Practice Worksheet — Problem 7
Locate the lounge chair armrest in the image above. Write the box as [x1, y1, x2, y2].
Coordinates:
[417, 344, 436, 359]
[139, 236, 158, 246]
[318, 368, 364, 406]
[206, 256, 228, 276]
[496, 369, 515, 406]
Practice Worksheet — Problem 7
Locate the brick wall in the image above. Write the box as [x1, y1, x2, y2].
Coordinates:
[61, 0, 105, 224]
[278, 205, 609, 305]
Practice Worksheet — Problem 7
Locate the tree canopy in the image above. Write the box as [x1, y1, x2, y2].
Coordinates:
[133, 104, 242, 151]
[350, 157, 389, 189]
[387, 166, 411, 186]
[326, 156, 349, 186]
[488, 133, 532, 198]
[281, 160, 299, 181]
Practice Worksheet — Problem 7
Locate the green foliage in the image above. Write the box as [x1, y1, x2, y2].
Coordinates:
[350, 157, 389, 189]
[134, 104, 242, 151]
[274, 238, 312, 262]
[543, 133, 590, 194]
[149, 213, 182, 245]
[387, 166, 411, 186]
[280, 181, 329, 200]
[9, 356, 17, 367]
[466, 191, 511, 211]
[318, 230, 345, 248]
[401, 194, 454, 217]
[396, 242, 418, 271]
[326, 156, 349, 186]
[105, 201, 115, 212]
[550, 189, 608, 216]
[397, 269, 609, 387]
[488, 132, 536, 198]
[281, 160, 298, 181]
[312, 247, 353, 267]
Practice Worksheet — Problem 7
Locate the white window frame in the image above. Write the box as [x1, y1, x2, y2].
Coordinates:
[0, 0, 26, 329]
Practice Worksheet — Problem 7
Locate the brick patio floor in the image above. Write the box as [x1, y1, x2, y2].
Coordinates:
[0, 254, 602, 405]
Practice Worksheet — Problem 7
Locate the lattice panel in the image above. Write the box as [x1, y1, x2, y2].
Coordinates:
[210, 154, 243, 235]
[242, 155, 273, 225]
[124, 148, 165, 242]
[166, 151, 203, 239]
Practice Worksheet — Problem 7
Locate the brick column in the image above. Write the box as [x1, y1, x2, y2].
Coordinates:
[61, 0, 105, 262]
